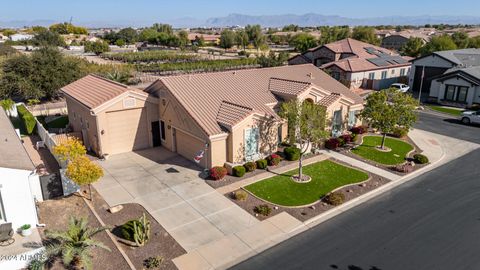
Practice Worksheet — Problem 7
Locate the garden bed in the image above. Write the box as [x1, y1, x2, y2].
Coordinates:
[90, 188, 186, 270]
[227, 160, 390, 222]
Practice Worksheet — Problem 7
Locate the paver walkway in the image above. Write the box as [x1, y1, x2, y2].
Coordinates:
[93, 147, 259, 252]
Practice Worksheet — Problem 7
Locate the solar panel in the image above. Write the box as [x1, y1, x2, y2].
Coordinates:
[367, 58, 390, 67]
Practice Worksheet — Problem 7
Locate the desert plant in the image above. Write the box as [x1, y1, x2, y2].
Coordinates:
[324, 192, 345, 206]
[254, 204, 272, 216]
[44, 217, 110, 270]
[413, 154, 429, 164]
[121, 213, 151, 247]
[21, 224, 31, 230]
[209, 166, 227, 180]
[325, 138, 340, 150]
[283, 146, 301, 161]
[266, 153, 281, 166]
[243, 161, 257, 172]
[233, 165, 246, 177]
[392, 126, 409, 138]
[28, 257, 45, 270]
[256, 159, 268, 169]
[0, 99, 15, 112]
[234, 190, 248, 201]
[143, 256, 163, 269]
[339, 134, 353, 144]
[394, 163, 414, 173]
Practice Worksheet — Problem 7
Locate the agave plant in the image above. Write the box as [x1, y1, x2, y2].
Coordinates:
[106, 70, 130, 84]
[45, 217, 110, 270]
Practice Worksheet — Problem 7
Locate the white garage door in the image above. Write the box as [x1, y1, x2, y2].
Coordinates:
[106, 108, 149, 154]
[175, 129, 205, 166]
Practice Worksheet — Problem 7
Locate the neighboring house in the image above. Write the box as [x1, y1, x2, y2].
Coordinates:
[9, 33, 34, 42]
[0, 109, 42, 229]
[61, 65, 363, 168]
[409, 48, 480, 107]
[188, 33, 220, 45]
[289, 38, 412, 90]
[381, 31, 431, 51]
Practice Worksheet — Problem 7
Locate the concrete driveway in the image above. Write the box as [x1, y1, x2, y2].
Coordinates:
[93, 147, 259, 252]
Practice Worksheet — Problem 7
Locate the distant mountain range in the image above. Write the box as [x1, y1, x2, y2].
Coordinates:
[2, 13, 480, 28]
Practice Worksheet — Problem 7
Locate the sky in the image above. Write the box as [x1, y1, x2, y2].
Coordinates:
[1, 0, 480, 25]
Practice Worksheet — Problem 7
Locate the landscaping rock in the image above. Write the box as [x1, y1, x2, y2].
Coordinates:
[108, 205, 123, 213]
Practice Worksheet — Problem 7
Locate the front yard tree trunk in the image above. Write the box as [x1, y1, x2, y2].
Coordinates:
[381, 133, 387, 149]
[298, 154, 303, 180]
[88, 184, 92, 201]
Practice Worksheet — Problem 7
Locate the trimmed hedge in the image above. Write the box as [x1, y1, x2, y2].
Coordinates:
[234, 190, 248, 201]
[17, 105, 36, 135]
[350, 126, 366, 135]
[233, 166, 246, 177]
[284, 147, 301, 161]
[266, 153, 281, 166]
[413, 154, 429, 164]
[256, 159, 268, 169]
[243, 161, 256, 172]
[325, 138, 340, 150]
[392, 127, 409, 138]
[254, 204, 272, 216]
[210, 166, 227, 180]
[339, 134, 353, 144]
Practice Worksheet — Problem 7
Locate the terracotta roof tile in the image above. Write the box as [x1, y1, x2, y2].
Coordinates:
[318, 93, 341, 107]
[269, 77, 311, 96]
[216, 101, 253, 128]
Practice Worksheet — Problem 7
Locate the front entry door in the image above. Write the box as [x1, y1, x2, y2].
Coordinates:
[244, 127, 259, 161]
[151, 121, 161, 147]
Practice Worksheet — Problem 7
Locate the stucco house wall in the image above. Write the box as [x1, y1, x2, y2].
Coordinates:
[408, 55, 455, 89]
[433, 76, 480, 106]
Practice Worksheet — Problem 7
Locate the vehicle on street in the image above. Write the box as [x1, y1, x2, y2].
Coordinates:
[390, 83, 410, 93]
[460, 110, 480, 125]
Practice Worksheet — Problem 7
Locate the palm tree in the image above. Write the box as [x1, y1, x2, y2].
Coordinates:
[45, 217, 110, 270]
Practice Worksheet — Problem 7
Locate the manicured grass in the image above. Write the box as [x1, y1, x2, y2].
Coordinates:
[427, 105, 464, 116]
[37, 115, 69, 129]
[351, 135, 414, 165]
[244, 160, 369, 207]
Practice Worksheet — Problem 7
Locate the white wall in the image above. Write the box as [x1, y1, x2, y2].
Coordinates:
[0, 167, 39, 230]
[433, 77, 479, 106]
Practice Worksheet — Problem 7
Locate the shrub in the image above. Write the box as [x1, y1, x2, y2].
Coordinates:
[143, 256, 163, 269]
[337, 137, 345, 147]
[339, 134, 353, 144]
[254, 204, 272, 216]
[284, 146, 301, 161]
[121, 213, 151, 247]
[413, 154, 429, 164]
[256, 159, 268, 169]
[233, 166, 246, 177]
[234, 190, 248, 201]
[323, 192, 345, 206]
[266, 153, 281, 166]
[210, 166, 227, 180]
[395, 163, 414, 173]
[17, 105, 36, 134]
[325, 138, 340, 150]
[392, 126, 409, 138]
[243, 161, 257, 172]
[350, 126, 366, 134]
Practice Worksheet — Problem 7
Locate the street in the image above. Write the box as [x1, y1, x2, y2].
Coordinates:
[230, 112, 480, 270]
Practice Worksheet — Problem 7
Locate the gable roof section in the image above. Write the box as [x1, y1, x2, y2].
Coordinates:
[413, 49, 480, 66]
[61, 74, 140, 110]
[155, 64, 363, 136]
[317, 93, 342, 107]
[436, 66, 480, 85]
[269, 77, 311, 96]
[216, 101, 254, 129]
[0, 109, 35, 171]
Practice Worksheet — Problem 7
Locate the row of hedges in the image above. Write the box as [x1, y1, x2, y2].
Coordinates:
[16, 105, 36, 135]
[136, 58, 258, 73]
[210, 153, 283, 180]
[101, 50, 200, 63]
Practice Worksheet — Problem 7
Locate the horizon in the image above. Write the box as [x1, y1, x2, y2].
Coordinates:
[2, 0, 480, 28]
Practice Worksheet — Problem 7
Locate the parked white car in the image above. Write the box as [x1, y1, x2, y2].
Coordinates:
[390, 83, 410, 93]
[460, 110, 480, 125]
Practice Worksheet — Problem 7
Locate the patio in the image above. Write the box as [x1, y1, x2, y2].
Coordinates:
[0, 228, 44, 270]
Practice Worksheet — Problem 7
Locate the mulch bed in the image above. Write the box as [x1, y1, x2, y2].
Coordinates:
[227, 167, 390, 222]
[90, 188, 186, 270]
[205, 152, 318, 189]
[336, 134, 429, 176]
[37, 194, 131, 270]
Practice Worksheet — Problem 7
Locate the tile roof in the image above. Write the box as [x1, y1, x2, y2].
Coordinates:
[61, 74, 139, 110]
[0, 109, 35, 171]
[317, 93, 341, 107]
[268, 77, 311, 96]
[216, 101, 254, 129]
[322, 55, 411, 72]
[321, 38, 394, 58]
[153, 64, 363, 136]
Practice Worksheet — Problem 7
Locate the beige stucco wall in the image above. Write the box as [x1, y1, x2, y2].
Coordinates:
[65, 97, 99, 153]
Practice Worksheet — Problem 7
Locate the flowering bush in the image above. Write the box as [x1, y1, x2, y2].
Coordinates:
[339, 134, 353, 144]
[209, 166, 227, 180]
[266, 153, 281, 166]
[350, 126, 366, 135]
[325, 138, 340, 150]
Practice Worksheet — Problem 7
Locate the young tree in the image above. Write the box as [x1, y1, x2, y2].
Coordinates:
[53, 138, 87, 163]
[289, 33, 318, 52]
[45, 216, 110, 270]
[177, 30, 190, 47]
[31, 30, 66, 47]
[280, 99, 329, 181]
[235, 30, 249, 51]
[360, 89, 418, 149]
[401, 37, 424, 57]
[257, 51, 288, 67]
[84, 40, 110, 55]
[245, 24, 265, 50]
[66, 155, 104, 200]
[219, 29, 236, 50]
[451, 31, 469, 49]
[421, 34, 457, 55]
[352, 26, 380, 45]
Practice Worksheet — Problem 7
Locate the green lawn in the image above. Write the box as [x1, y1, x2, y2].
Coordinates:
[244, 160, 369, 207]
[351, 136, 414, 165]
[37, 115, 69, 129]
[427, 105, 464, 116]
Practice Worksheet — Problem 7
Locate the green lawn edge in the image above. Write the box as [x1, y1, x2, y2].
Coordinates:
[351, 135, 414, 165]
[244, 160, 369, 207]
[426, 105, 464, 116]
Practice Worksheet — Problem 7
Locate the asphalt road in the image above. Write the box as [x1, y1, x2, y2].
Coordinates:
[231, 112, 480, 270]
